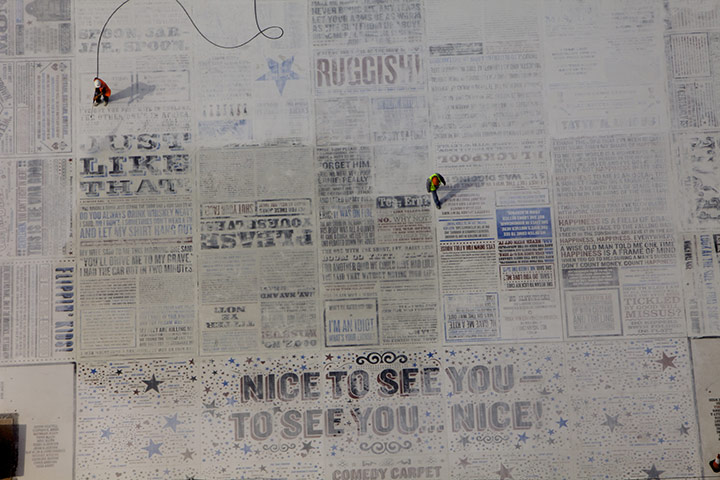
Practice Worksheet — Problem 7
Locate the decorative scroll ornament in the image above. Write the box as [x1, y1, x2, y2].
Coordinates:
[477, 434, 509, 444]
[263, 443, 296, 453]
[359, 440, 412, 454]
[356, 351, 408, 365]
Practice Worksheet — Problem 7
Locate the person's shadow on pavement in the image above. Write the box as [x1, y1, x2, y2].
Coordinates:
[437, 177, 482, 207]
[110, 82, 156, 104]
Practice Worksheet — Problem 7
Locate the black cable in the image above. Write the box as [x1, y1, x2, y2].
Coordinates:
[175, 0, 283, 48]
[95, 0, 283, 78]
[96, 0, 132, 78]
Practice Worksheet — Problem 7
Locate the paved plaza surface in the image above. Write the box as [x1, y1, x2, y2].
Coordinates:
[1, 0, 720, 478]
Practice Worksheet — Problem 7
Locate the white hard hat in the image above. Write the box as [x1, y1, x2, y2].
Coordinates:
[94, 79, 101, 88]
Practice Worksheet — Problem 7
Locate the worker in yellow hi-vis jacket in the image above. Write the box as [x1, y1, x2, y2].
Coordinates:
[426, 173, 446, 209]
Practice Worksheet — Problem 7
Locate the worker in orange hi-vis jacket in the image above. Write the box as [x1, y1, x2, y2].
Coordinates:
[426, 172, 446, 209]
[92, 77, 111, 106]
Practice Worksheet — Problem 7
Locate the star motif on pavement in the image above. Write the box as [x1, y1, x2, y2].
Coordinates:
[142, 439, 163, 458]
[116, 369, 123, 375]
[142, 374, 164, 393]
[643, 464, 664, 479]
[204, 386, 211, 393]
[163, 413, 184, 432]
[203, 400, 218, 415]
[656, 352, 677, 371]
[257, 57, 300, 94]
[301, 441, 314, 452]
[679, 424, 690, 435]
[325, 354, 333, 360]
[260, 465, 267, 472]
[496, 463, 514, 479]
[557, 417, 568, 428]
[517, 432, 528, 443]
[241, 443, 252, 454]
[458, 435, 470, 446]
[133, 389, 139, 395]
[458, 457, 469, 467]
[181, 448, 194, 460]
[100, 428, 113, 439]
[601, 413, 623, 432]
